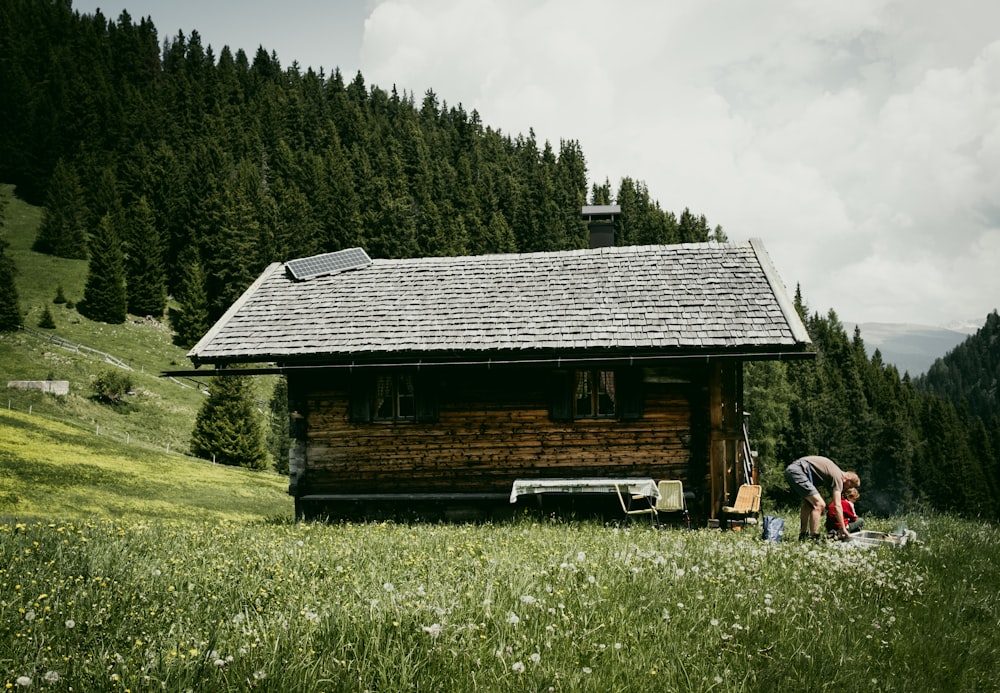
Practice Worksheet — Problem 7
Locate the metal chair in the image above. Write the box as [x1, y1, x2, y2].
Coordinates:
[655, 480, 692, 529]
[615, 484, 658, 525]
[719, 484, 762, 530]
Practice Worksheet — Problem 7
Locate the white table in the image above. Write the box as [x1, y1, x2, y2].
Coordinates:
[509, 477, 660, 504]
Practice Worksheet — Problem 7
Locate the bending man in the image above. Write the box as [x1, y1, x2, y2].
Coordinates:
[784, 455, 860, 541]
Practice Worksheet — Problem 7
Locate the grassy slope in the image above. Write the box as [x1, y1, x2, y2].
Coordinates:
[1, 183, 291, 520]
[1, 407, 291, 521]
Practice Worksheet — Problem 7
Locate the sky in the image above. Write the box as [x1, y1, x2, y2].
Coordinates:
[73, 0, 1000, 330]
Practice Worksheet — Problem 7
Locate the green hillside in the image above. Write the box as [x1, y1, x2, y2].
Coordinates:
[0, 408, 291, 520]
[3, 183, 228, 455]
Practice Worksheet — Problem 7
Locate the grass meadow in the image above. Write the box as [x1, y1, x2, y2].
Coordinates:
[3, 456, 999, 692]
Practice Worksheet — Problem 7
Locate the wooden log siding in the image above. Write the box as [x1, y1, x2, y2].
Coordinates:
[290, 368, 699, 496]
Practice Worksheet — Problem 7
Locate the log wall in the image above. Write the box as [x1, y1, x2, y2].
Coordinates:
[289, 366, 707, 498]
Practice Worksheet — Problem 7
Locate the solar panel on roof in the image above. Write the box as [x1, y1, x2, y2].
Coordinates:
[285, 248, 372, 281]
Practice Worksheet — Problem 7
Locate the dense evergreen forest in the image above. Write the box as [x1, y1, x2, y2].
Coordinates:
[1, 0, 997, 518]
[0, 0, 722, 340]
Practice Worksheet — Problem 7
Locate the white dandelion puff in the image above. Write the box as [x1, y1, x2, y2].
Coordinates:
[421, 623, 443, 638]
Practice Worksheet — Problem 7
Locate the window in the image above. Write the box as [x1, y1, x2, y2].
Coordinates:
[574, 370, 616, 419]
[373, 374, 416, 421]
[549, 367, 643, 423]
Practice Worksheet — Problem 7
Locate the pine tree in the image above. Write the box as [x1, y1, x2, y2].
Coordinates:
[191, 373, 269, 469]
[267, 377, 291, 475]
[171, 248, 210, 348]
[33, 159, 89, 259]
[79, 214, 127, 324]
[125, 196, 167, 317]
[38, 305, 56, 329]
[0, 235, 22, 331]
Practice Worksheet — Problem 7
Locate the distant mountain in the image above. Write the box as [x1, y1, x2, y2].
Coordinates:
[844, 321, 976, 377]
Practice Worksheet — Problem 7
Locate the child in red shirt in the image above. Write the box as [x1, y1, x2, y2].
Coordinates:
[826, 486, 864, 535]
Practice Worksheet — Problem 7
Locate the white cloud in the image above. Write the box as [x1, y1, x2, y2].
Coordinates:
[362, 0, 1000, 326]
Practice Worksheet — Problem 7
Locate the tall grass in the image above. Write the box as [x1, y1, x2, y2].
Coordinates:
[2, 511, 997, 692]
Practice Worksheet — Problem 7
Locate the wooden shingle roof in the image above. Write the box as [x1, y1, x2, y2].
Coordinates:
[187, 239, 812, 367]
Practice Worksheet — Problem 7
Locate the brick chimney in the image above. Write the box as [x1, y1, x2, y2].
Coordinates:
[582, 204, 620, 248]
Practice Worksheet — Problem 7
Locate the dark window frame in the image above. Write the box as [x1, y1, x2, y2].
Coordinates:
[349, 372, 439, 424]
[550, 366, 643, 423]
[574, 369, 617, 419]
[373, 374, 416, 421]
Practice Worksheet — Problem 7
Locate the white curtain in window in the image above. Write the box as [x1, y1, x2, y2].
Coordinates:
[601, 371, 615, 405]
[375, 375, 393, 414]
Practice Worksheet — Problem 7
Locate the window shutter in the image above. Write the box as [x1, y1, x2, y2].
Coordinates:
[348, 373, 372, 423]
[549, 370, 573, 422]
[617, 368, 644, 421]
[414, 373, 440, 423]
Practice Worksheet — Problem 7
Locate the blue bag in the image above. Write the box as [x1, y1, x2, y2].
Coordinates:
[761, 516, 784, 542]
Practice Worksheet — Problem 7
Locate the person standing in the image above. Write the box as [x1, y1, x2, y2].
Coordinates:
[784, 455, 860, 541]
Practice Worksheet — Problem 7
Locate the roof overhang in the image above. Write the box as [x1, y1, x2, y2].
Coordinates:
[164, 345, 816, 377]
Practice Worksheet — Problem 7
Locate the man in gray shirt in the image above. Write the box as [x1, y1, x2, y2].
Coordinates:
[784, 455, 860, 540]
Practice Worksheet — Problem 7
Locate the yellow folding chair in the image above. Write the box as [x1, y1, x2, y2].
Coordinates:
[615, 484, 658, 525]
[655, 480, 692, 529]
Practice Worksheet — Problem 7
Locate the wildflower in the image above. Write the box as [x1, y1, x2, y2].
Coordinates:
[383, 582, 395, 592]
[16, 675, 31, 687]
[710, 619, 720, 627]
[43, 672, 59, 684]
[506, 612, 520, 625]
[520, 595, 537, 605]
[253, 670, 267, 681]
[583, 667, 593, 674]
[214, 659, 227, 667]
[65, 619, 75, 629]
[512, 661, 525, 674]
[530, 652, 541, 663]
[421, 623, 443, 638]
[24, 610, 35, 622]
[577, 551, 586, 562]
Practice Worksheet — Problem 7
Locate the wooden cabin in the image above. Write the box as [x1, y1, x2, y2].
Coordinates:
[184, 238, 813, 522]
